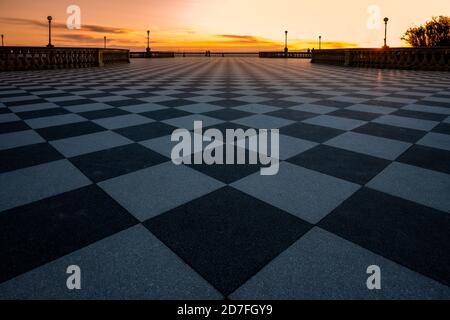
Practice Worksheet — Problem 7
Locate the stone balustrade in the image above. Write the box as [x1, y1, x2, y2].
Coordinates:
[131, 52, 259, 58]
[311, 47, 450, 71]
[259, 51, 312, 58]
[175, 52, 259, 57]
[130, 51, 175, 58]
[0, 47, 130, 71]
[98, 49, 130, 66]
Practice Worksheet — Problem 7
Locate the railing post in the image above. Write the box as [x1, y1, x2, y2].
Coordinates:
[344, 50, 351, 66]
[98, 49, 104, 67]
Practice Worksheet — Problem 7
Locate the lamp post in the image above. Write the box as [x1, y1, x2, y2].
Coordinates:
[46, 16, 54, 48]
[319, 35, 322, 50]
[104, 36, 107, 49]
[383, 17, 389, 49]
[146, 30, 151, 53]
[284, 30, 288, 54]
[1, 34, 4, 47]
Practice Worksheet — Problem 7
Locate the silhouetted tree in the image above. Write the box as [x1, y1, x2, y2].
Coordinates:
[401, 16, 450, 47]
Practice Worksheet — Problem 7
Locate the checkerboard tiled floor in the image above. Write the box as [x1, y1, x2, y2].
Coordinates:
[0, 58, 449, 299]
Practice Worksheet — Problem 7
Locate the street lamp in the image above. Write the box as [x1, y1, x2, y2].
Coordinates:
[319, 35, 322, 50]
[383, 17, 389, 49]
[104, 36, 107, 49]
[146, 30, 151, 52]
[284, 30, 288, 54]
[46, 16, 54, 48]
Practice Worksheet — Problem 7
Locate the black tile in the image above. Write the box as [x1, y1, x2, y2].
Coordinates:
[204, 109, 253, 121]
[319, 187, 450, 287]
[433, 94, 450, 99]
[416, 100, 450, 108]
[258, 93, 288, 99]
[301, 93, 331, 99]
[266, 109, 316, 121]
[36, 121, 105, 141]
[0, 87, 18, 92]
[329, 109, 380, 121]
[30, 87, 59, 92]
[37, 93, 72, 99]
[353, 122, 426, 143]
[106, 99, 147, 107]
[140, 108, 191, 121]
[115, 122, 177, 141]
[99, 87, 122, 93]
[392, 109, 447, 122]
[315, 100, 353, 108]
[409, 88, 437, 94]
[125, 93, 158, 99]
[193, 163, 261, 184]
[79, 108, 129, 120]
[389, 93, 421, 100]
[0, 93, 30, 99]
[212, 93, 241, 99]
[397, 144, 450, 174]
[0, 185, 138, 284]
[0, 121, 30, 134]
[55, 99, 95, 107]
[144, 186, 311, 295]
[202, 121, 252, 135]
[186, 146, 262, 184]
[281, 122, 344, 143]
[70, 143, 168, 182]
[210, 99, 249, 108]
[157, 99, 196, 108]
[142, 87, 167, 93]
[365, 99, 405, 108]
[262, 100, 297, 108]
[81, 93, 111, 99]
[288, 145, 390, 185]
[432, 123, 450, 135]
[169, 93, 201, 99]
[346, 93, 375, 99]
[17, 108, 69, 120]
[4, 99, 47, 107]
[0, 143, 63, 173]
[179, 87, 206, 93]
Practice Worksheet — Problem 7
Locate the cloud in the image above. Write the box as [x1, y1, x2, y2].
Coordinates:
[0, 17, 132, 34]
[215, 34, 278, 45]
[217, 34, 256, 40]
[56, 34, 99, 41]
[82, 25, 132, 34]
[292, 40, 358, 49]
[217, 34, 263, 43]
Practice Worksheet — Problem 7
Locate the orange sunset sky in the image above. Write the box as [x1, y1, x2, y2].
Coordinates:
[0, 0, 449, 51]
